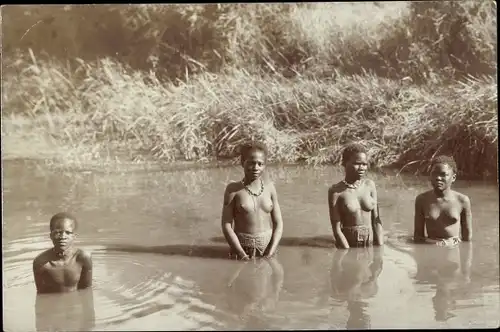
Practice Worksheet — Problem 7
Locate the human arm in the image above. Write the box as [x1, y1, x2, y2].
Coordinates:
[78, 250, 93, 289]
[329, 186, 349, 249]
[413, 194, 426, 243]
[370, 181, 384, 246]
[460, 195, 472, 241]
[221, 184, 249, 260]
[264, 182, 284, 257]
[33, 258, 47, 293]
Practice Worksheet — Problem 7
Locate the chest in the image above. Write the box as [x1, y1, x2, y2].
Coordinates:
[43, 261, 82, 285]
[236, 190, 273, 213]
[340, 190, 375, 212]
[426, 200, 462, 221]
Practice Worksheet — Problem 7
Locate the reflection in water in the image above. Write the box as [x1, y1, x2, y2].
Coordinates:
[3, 161, 499, 330]
[35, 288, 95, 332]
[346, 301, 370, 330]
[413, 242, 473, 322]
[225, 257, 284, 328]
[328, 247, 383, 329]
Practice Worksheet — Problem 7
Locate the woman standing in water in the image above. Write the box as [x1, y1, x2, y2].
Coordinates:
[413, 155, 472, 246]
[328, 143, 384, 248]
[221, 142, 284, 260]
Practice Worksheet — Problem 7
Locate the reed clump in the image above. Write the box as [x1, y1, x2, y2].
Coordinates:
[2, 2, 497, 179]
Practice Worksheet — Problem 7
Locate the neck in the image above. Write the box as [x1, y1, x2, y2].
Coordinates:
[53, 246, 74, 259]
[244, 176, 260, 185]
[433, 188, 451, 198]
[344, 175, 360, 184]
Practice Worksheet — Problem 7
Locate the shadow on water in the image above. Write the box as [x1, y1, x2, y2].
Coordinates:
[104, 243, 231, 260]
[104, 235, 336, 260]
[35, 288, 95, 332]
[209, 235, 336, 248]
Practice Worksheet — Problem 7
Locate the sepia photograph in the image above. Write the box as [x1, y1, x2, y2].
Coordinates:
[2, 2, 498, 330]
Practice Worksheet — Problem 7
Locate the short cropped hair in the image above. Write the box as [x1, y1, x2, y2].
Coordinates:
[341, 143, 367, 166]
[49, 212, 78, 231]
[240, 141, 268, 163]
[431, 155, 457, 174]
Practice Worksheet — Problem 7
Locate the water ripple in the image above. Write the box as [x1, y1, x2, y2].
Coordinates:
[3, 244, 227, 331]
[88, 251, 225, 330]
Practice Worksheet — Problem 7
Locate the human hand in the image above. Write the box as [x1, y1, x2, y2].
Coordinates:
[263, 250, 276, 259]
[229, 251, 250, 261]
[239, 253, 251, 261]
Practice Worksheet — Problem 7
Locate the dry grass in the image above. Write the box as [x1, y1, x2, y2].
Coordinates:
[1, 2, 498, 179]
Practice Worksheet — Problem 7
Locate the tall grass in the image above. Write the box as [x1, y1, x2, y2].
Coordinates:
[2, 2, 498, 179]
[3, 55, 497, 178]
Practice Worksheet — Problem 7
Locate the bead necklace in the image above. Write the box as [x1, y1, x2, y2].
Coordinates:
[342, 179, 362, 189]
[241, 178, 264, 197]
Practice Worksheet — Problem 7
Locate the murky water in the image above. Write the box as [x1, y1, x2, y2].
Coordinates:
[3, 160, 499, 331]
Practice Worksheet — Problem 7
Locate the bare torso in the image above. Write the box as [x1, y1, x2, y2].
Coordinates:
[232, 181, 274, 234]
[33, 248, 85, 293]
[419, 190, 464, 239]
[335, 180, 376, 228]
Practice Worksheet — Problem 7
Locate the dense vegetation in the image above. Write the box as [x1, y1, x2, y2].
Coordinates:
[2, 2, 497, 178]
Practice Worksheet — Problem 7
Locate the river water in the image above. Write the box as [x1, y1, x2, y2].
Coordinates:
[3, 160, 499, 330]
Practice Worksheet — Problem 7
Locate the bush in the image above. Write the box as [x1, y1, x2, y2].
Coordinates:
[2, 2, 497, 178]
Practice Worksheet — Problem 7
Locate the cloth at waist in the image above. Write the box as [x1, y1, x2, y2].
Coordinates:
[426, 236, 461, 247]
[236, 229, 273, 247]
[342, 225, 371, 230]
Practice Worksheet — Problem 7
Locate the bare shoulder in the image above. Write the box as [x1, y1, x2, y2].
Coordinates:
[329, 182, 344, 195]
[225, 180, 242, 193]
[453, 191, 471, 205]
[33, 249, 52, 269]
[416, 190, 433, 203]
[223, 181, 242, 204]
[364, 178, 376, 189]
[265, 179, 277, 191]
[76, 248, 92, 262]
[75, 249, 93, 268]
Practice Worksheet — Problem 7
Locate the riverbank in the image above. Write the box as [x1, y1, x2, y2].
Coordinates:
[2, 2, 497, 180]
[3, 58, 497, 179]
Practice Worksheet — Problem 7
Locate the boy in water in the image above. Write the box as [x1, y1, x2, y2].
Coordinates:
[413, 155, 472, 246]
[328, 143, 384, 249]
[221, 142, 284, 260]
[33, 212, 93, 293]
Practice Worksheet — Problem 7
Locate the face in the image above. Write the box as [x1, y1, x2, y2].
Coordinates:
[344, 152, 368, 179]
[50, 218, 76, 251]
[430, 163, 456, 191]
[242, 150, 266, 181]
